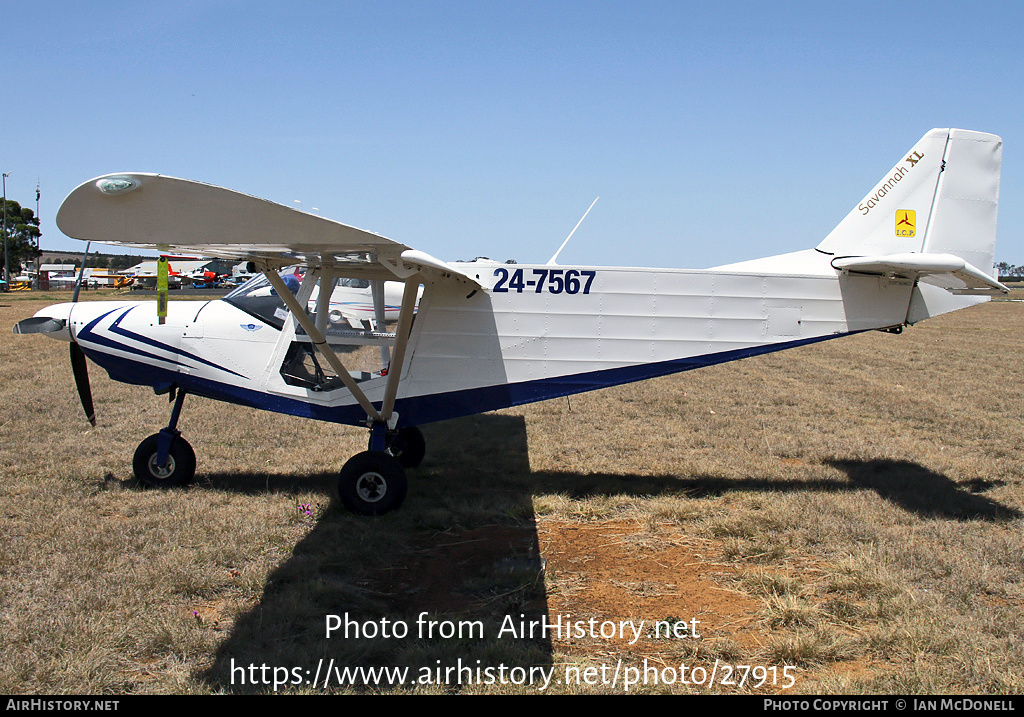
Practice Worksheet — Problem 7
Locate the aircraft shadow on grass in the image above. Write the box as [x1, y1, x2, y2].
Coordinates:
[199, 413, 549, 693]
[827, 459, 1020, 522]
[194, 413, 1017, 692]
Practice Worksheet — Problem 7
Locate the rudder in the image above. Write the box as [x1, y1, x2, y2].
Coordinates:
[917, 129, 1002, 280]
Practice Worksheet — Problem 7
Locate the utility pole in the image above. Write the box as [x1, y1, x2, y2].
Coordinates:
[2, 171, 10, 289]
[36, 179, 41, 287]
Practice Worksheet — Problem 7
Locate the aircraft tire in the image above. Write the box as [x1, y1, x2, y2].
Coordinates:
[133, 433, 196, 488]
[338, 451, 407, 515]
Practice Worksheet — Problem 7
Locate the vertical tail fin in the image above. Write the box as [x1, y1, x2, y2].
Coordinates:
[817, 128, 1001, 272]
[817, 129, 1003, 322]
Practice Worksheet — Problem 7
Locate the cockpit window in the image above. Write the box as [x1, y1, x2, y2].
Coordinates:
[223, 267, 305, 329]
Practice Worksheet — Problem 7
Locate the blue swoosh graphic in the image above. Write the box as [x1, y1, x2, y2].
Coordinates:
[77, 306, 246, 379]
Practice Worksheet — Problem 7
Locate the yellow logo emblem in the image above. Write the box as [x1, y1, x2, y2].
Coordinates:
[896, 209, 916, 237]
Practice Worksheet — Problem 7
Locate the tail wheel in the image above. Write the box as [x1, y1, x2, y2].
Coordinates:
[338, 451, 407, 515]
[132, 433, 196, 488]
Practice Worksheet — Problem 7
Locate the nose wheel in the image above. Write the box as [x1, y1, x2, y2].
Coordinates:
[132, 388, 196, 488]
[133, 433, 196, 487]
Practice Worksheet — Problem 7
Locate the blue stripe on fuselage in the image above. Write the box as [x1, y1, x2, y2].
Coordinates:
[81, 331, 856, 429]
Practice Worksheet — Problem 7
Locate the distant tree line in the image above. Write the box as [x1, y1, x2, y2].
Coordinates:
[997, 262, 1024, 279]
[1, 199, 41, 275]
[40, 253, 148, 271]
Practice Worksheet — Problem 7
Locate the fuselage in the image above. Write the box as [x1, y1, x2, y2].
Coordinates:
[26, 257, 929, 429]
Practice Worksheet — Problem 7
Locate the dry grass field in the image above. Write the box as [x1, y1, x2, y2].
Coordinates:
[2, 289, 1023, 694]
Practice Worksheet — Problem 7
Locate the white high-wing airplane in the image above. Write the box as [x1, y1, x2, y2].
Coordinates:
[14, 129, 1007, 515]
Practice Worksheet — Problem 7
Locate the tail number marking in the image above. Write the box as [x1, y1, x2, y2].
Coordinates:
[493, 268, 597, 295]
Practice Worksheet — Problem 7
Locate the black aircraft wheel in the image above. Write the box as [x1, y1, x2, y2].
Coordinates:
[369, 426, 426, 469]
[338, 451, 408, 515]
[132, 433, 196, 488]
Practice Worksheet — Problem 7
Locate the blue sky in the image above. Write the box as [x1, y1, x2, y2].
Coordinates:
[6, 1, 1024, 268]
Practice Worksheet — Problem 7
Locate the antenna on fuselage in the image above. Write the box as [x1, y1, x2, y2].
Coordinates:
[547, 197, 598, 266]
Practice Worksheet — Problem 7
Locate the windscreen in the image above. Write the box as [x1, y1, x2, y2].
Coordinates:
[223, 267, 305, 329]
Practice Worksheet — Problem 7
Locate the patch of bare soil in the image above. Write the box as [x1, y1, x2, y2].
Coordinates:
[537, 519, 763, 656]
[373, 518, 769, 659]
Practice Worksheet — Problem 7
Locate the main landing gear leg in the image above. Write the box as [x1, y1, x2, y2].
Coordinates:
[338, 277, 425, 515]
[367, 425, 426, 469]
[133, 388, 196, 488]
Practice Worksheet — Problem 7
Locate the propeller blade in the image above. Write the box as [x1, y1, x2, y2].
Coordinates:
[69, 342, 96, 426]
[13, 317, 67, 334]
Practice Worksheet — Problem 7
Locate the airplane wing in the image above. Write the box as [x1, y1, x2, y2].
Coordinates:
[56, 173, 481, 289]
[832, 252, 1008, 295]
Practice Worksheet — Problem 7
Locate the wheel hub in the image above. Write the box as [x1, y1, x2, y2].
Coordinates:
[147, 453, 176, 479]
[355, 472, 387, 503]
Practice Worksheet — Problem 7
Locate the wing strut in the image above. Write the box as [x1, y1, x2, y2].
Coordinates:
[260, 267, 383, 424]
[315, 269, 336, 334]
[379, 277, 420, 424]
[371, 279, 391, 366]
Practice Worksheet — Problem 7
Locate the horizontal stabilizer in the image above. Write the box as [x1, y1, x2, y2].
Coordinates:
[832, 253, 1008, 294]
